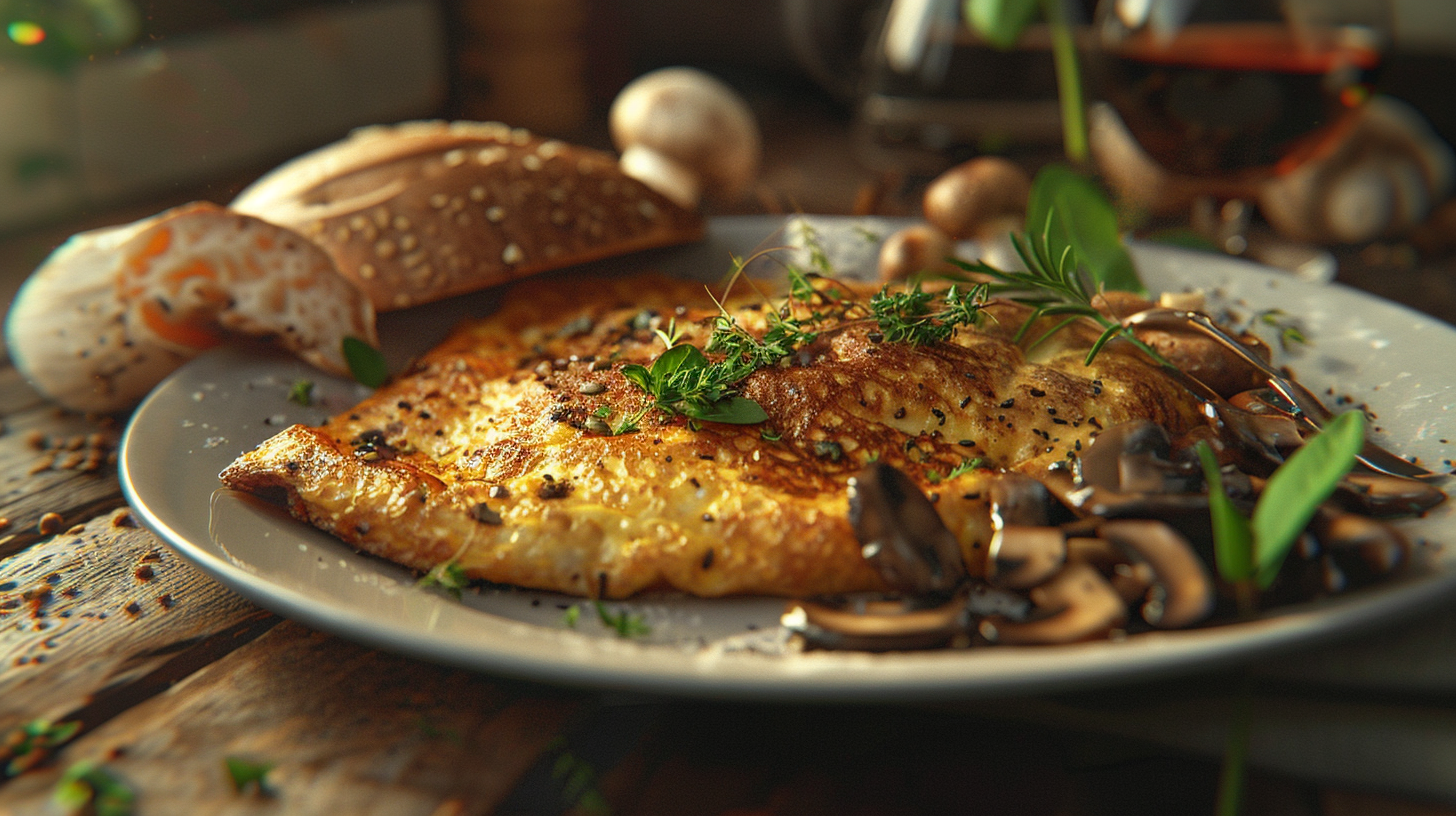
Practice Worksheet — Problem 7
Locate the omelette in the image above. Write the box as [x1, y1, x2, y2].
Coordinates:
[219, 270, 1207, 598]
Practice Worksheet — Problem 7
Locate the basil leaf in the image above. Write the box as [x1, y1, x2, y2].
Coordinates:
[965, 0, 1039, 49]
[619, 363, 653, 395]
[1252, 410, 1366, 588]
[224, 757, 275, 793]
[1029, 165, 1144, 294]
[650, 344, 707, 380]
[342, 336, 388, 388]
[682, 396, 769, 425]
[1197, 441, 1255, 584]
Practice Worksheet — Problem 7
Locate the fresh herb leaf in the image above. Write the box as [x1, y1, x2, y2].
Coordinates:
[652, 317, 685, 348]
[594, 601, 650, 638]
[1196, 442, 1255, 586]
[952, 166, 1156, 365]
[966, 0, 1039, 49]
[1027, 165, 1142, 294]
[650, 344, 708, 382]
[550, 746, 611, 815]
[1251, 410, 1366, 588]
[342, 336, 388, 388]
[224, 757, 275, 794]
[287, 379, 314, 406]
[4, 719, 80, 777]
[870, 282, 987, 345]
[946, 457, 985, 479]
[53, 760, 134, 816]
[417, 562, 469, 599]
[1199, 411, 1367, 597]
[683, 396, 768, 425]
[562, 605, 581, 628]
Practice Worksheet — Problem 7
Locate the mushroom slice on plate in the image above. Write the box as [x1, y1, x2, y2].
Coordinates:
[5, 201, 375, 413]
[987, 525, 1066, 590]
[979, 563, 1128, 645]
[782, 594, 968, 652]
[848, 462, 967, 594]
[1099, 519, 1216, 629]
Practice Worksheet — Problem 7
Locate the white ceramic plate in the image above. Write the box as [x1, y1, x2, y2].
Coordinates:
[120, 215, 1456, 701]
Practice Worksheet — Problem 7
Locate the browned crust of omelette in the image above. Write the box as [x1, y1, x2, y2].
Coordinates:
[220, 270, 1208, 598]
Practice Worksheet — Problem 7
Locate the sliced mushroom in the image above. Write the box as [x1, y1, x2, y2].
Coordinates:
[1078, 419, 1200, 495]
[782, 595, 967, 652]
[987, 525, 1066, 589]
[1335, 471, 1448, 517]
[978, 563, 1128, 645]
[1099, 519, 1215, 629]
[1311, 506, 1412, 579]
[989, 472, 1056, 527]
[847, 463, 966, 593]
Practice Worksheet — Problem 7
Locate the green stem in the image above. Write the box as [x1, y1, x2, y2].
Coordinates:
[1042, 0, 1088, 165]
[1215, 676, 1253, 816]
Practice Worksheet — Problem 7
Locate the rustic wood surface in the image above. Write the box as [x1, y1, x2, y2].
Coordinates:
[3, 100, 1456, 815]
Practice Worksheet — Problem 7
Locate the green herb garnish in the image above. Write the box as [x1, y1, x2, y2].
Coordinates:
[224, 757, 275, 795]
[53, 760, 134, 816]
[594, 601, 650, 638]
[869, 283, 987, 345]
[417, 562, 470, 599]
[287, 379, 314, 406]
[954, 165, 1155, 364]
[1198, 410, 1367, 602]
[342, 336, 388, 388]
[550, 744, 612, 815]
[1258, 309, 1308, 351]
[4, 719, 80, 777]
[562, 605, 581, 628]
[619, 344, 770, 427]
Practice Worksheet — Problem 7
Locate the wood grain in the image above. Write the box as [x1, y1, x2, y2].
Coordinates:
[0, 621, 583, 815]
[0, 508, 270, 731]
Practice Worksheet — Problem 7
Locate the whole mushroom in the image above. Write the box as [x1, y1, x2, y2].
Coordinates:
[609, 67, 762, 208]
[922, 156, 1031, 240]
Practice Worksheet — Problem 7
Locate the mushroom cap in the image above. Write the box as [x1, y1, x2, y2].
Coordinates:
[922, 156, 1031, 240]
[1099, 519, 1215, 629]
[877, 224, 957, 282]
[609, 67, 762, 204]
[233, 120, 704, 311]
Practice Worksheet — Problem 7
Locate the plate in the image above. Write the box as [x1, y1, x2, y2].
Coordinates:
[120, 215, 1456, 701]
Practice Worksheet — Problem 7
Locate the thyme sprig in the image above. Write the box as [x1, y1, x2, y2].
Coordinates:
[869, 282, 988, 345]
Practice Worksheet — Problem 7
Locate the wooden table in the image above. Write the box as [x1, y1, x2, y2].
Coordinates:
[5, 114, 1456, 815]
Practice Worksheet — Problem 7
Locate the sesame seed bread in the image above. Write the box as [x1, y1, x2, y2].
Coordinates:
[230, 120, 705, 311]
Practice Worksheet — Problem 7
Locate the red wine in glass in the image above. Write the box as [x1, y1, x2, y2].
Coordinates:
[1093, 21, 1381, 179]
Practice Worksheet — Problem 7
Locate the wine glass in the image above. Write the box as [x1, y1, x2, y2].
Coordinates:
[1086, 0, 1390, 184]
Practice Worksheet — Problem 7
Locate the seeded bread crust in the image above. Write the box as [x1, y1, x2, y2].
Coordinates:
[231, 120, 705, 311]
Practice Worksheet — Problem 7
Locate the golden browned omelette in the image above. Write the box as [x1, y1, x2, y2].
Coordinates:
[220, 271, 1207, 598]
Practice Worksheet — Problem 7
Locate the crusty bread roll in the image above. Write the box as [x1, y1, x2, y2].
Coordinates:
[231, 120, 705, 310]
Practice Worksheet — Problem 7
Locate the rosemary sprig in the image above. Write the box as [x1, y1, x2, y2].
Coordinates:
[933, 163, 1158, 363]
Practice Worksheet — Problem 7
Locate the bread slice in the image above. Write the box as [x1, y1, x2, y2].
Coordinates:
[231, 120, 705, 310]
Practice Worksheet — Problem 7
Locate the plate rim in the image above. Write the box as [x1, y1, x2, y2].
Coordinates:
[118, 214, 1456, 701]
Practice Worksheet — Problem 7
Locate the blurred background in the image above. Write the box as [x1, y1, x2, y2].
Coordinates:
[0, 0, 1450, 227]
